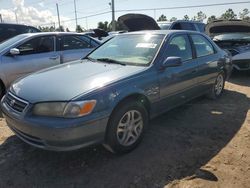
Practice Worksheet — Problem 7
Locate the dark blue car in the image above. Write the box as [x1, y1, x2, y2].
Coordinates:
[1, 30, 232, 153]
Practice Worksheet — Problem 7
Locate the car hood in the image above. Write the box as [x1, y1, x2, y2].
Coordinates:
[118, 14, 160, 32]
[206, 20, 250, 37]
[11, 60, 146, 103]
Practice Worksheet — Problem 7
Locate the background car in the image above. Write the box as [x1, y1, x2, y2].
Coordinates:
[0, 32, 101, 97]
[206, 20, 250, 72]
[1, 30, 232, 154]
[0, 23, 40, 43]
[158, 20, 205, 32]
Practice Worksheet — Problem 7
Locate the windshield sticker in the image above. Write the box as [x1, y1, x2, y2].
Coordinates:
[136, 43, 157, 49]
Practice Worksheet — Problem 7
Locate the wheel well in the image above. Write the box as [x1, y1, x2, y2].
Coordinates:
[111, 94, 151, 118]
[222, 69, 227, 79]
[104, 93, 151, 142]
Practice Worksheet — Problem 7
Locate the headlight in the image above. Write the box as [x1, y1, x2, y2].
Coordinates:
[33, 100, 96, 118]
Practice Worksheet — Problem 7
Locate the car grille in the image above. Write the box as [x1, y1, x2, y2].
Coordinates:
[4, 92, 29, 113]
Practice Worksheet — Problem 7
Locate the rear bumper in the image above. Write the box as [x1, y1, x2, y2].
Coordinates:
[1, 99, 109, 151]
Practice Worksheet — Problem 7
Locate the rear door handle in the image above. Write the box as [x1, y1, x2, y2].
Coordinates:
[49, 56, 59, 60]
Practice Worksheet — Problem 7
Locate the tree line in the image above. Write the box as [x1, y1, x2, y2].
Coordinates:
[38, 8, 250, 32]
[157, 8, 250, 23]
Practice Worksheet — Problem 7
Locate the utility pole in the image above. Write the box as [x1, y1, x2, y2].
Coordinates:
[74, 0, 78, 30]
[14, 11, 18, 23]
[111, 0, 116, 31]
[0, 14, 2, 23]
[56, 3, 61, 31]
[86, 18, 88, 30]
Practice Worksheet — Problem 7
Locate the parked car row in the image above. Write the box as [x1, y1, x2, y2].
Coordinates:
[2, 13, 250, 154]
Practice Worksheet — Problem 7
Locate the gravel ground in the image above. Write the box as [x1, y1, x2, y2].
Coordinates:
[0, 73, 249, 188]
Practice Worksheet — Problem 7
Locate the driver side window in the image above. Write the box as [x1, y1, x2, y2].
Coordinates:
[17, 36, 54, 56]
[166, 35, 193, 62]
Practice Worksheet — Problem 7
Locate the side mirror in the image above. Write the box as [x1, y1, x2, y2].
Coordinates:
[162, 57, 182, 68]
[10, 48, 20, 56]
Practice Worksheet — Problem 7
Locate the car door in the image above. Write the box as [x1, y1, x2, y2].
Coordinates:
[1, 35, 60, 85]
[157, 34, 199, 111]
[189, 34, 220, 91]
[58, 35, 97, 63]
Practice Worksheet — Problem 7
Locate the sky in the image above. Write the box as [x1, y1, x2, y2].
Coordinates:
[0, 0, 249, 31]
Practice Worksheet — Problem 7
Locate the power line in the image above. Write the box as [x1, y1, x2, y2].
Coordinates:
[115, 1, 250, 12]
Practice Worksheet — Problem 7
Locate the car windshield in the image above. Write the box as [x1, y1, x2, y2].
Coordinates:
[0, 34, 26, 53]
[158, 23, 171, 30]
[88, 34, 165, 66]
[213, 33, 250, 42]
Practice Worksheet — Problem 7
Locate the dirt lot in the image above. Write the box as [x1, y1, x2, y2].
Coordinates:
[0, 73, 249, 188]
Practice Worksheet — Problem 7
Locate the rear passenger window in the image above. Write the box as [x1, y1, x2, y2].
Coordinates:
[166, 35, 193, 61]
[191, 35, 215, 58]
[61, 36, 92, 51]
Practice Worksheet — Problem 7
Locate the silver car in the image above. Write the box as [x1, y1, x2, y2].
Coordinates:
[0, 32, 100, 97]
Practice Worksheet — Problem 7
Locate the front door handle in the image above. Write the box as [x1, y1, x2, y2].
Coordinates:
[49, 56, 59, 60]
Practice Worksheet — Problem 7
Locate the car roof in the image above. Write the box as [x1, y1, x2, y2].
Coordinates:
[121, 30, 201, 36]
[0, 23, 35, 27]
[19, 32, 89, 37]
[14, 32, 101, 44]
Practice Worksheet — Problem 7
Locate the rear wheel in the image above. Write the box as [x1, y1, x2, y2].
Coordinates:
[104, 100, 148, 154]
[207, 72, 225, 99]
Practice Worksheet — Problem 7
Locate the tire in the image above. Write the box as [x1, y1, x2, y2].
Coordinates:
[104, 100, 148, 154]
[207, 72, 225, 99]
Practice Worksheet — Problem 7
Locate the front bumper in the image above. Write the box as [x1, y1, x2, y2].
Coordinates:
[1, 97, 109, 151]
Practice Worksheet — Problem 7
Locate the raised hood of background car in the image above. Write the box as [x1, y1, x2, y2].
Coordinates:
[118, 13, 160, 32]
[206, 20, 250, 37]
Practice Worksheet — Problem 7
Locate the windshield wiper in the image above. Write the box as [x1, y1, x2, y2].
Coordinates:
[96, 58, 126, 66]
[84, 56, 96, 62]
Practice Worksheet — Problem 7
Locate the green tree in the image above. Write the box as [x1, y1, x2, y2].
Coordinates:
[56, 26, 65, 32]
[97, 21, 109, 31]
[157, 14, 167, 22]
[221, 8, 237, 20]
[76, 25, 83, 33]
[239, 8, 250, 21]
[170, 17, 177, 22]
[183, 15, 190, 21]
[207, 15, 217, 23]
[38, 25, 55, 32]
[192, 11, 207, 22]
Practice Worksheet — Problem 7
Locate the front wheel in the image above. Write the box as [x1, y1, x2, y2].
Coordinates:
[104, 100, 148, 154]
[207, 72, 225, 99]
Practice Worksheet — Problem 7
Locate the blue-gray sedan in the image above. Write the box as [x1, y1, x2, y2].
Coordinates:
[1, 30, 232, 153]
